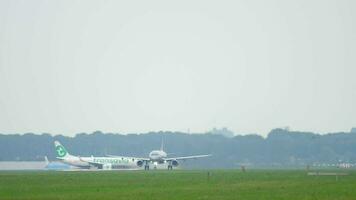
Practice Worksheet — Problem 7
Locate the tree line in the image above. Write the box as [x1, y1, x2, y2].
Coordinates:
[0, 128, 356, 168]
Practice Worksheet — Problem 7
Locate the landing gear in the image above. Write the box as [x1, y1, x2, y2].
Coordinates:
[144, 161, 150, 170]
[167, 161, 173, 170]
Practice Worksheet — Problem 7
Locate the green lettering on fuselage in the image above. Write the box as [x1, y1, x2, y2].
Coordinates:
[93, 158, 129, 165]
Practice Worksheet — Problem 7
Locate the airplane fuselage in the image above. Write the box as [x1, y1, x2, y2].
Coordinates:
[149, 150, 167, 163]
[60, 155, 138, 169]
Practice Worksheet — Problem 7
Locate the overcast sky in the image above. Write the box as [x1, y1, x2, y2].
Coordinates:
[0, 0, 355, 136]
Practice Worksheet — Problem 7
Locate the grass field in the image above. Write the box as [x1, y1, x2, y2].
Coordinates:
[0, 169, 356, 200]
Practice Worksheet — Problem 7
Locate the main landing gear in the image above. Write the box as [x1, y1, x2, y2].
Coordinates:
[144, 161, 150, 170]
[167, 161, 173, 170]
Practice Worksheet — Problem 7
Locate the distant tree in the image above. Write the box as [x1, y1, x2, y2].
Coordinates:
[209, 127, 235, 138]
[351, 127, 356, 133]
[0, 129, 356, 168]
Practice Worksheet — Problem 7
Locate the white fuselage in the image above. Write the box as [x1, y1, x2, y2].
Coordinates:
[61, 155, 90, 168]
[61, 155, 138, 169]
[149, 150, 167, 163]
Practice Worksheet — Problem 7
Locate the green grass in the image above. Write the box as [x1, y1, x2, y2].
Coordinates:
[0, 169, 356, 200]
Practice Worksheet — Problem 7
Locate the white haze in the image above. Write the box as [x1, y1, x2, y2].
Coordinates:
[0, 0, 355, 136]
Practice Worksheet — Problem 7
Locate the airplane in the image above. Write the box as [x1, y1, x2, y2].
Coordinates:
[54, 141, 139, 170]
[55, 140, 210, 170]
[109, 140, 211, 170]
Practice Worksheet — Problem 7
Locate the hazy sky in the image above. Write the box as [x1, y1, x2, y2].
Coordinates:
[0, 0, 355, 136]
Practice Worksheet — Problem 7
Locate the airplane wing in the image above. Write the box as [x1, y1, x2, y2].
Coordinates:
[78, 157, 103, 168]
[106, 155, 150, 161]
[86, 161, 103, 168]
[106, 154, 122, 158]
[165, 154, 211, 161]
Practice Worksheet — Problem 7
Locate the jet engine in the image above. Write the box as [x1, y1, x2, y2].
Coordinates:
[171, 160, 179, 167]
[136, 160, 144, 167]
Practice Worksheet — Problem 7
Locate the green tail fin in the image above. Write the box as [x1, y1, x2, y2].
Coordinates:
[54, 141, 68, 158]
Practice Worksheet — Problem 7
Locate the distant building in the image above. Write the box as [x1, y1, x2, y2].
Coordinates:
[351, 127, 356, 133]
